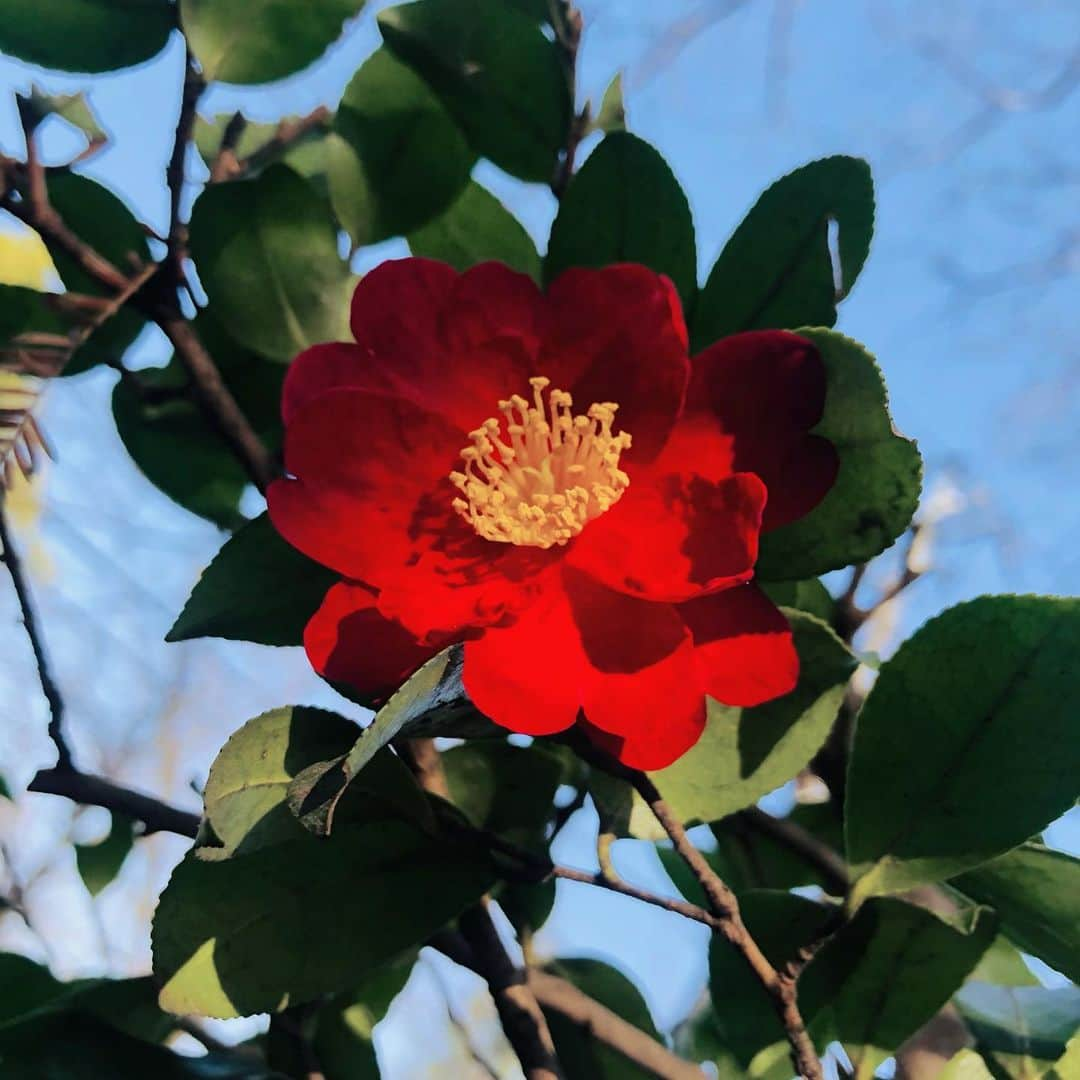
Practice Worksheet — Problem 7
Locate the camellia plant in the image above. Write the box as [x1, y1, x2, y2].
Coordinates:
[1, 2, 1078, 1080]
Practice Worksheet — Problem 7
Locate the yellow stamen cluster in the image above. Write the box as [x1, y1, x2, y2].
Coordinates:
[450, 376, 632, 549]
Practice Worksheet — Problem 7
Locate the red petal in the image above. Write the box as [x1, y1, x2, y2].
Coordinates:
[566, 569, 707, 770]
[350, 256, 456, 356]
[566, 469, 767, 602]
[688, 331, 838, 530]
[442, 261, 544, 353]
[268, 387, 462, 585]
[679, 583, 798, 707]
[462, 584, 584, 737]
[281, 342, 388, 426]
[541, 265, 689, 462]
[305, 582, 439, 703]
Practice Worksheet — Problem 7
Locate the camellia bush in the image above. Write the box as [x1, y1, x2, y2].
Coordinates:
[1, 3, 1079, 1079]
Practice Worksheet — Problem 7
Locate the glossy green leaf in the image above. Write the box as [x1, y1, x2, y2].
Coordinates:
[442, 742, 563, 843]
[709, 891, 836, 1066]
[168, 512, 336, 646]
[408, 179, 541, 279]
[75, 813, 135, 896]
[672, 1004, 746, 1079]
[0, 1012, 282, 1078]
[953, 843, 1080, 984]
[956, 984, 1080, 1062]
[113, 361, 245, 529]
[800, 899, 996, 1063]
[542, 958, 663, 1080]
[181, 0, 365, 84]
[47, 172, 150, 375]
[327, 47, 475, 245]
[0, 1, 173, 74]
[760, 578, 835, 624]
[202, 706, 432, 856]
[189, 165, 351, 362]
[153, 820, 495, 1017]
[691, 155, 874, 351]
[378, 0, 570, 182]
[286, 647, 497, 835]
[629, 611, 855, 836]
[756, 328, 921, 579]
[499, 878, 557, 936]
[312, 958, 414, 1080]
[846, 596, 1080, 900]
[546, 132, 696, 306]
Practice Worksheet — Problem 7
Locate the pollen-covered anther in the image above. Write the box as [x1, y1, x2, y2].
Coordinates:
[451, 375, 632, 548]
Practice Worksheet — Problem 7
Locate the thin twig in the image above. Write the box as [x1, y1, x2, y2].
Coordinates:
[549, 2, 586, 199]
[166, 51, 205, 272]
[0, 502, 70, 770]
[737, 806, 850, 895]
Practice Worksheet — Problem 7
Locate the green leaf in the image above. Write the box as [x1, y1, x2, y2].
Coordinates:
[442, 741, 563, 843]
[408, 179, 541, 279]
[327, 47, 475, 246]
[189, 165, 351, 362]
[378, 0, 570, 183]
[202, 706, 432, 856]
[542, 958, 663, 1080]
[312, 958, 414, 1080]
[181, 0, 365, 84]
[968, 935, 1041, 988]
[709, 891, 836, 1067]
[956, 984, 1080, 1062]
[756, 328, 921, 579]
[112, 360, 245, 530]
[672, 1004, 747, 1079]
[952, 843, 1080, 984]
[592, 73, 626, 133]
[846, 596, 1080, 900]
[629, 611, 855, 836]
[545, 132, 697, 307]
[286, 647, 497, 835]
[498, 878, 556, 936]
[1048, 1037, 1080, 1080]
[18, 86, 107, 145]
[939, 1049, 996, 1080]
[75, 813, 135, 896]
[0, 0, 173, 74]
[47, 172, 149, 375]
[691, 155, 874, 352]
[0, 1012, 282, 1078]
[760, 578, 835, 624]
[168, 512, 337, 646]
[153, 821, 495, 1017]
[800, 898, 996, 1062]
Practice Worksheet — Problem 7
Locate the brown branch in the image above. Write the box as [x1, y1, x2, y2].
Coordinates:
[404, 740, 564, 1080]
[209, 111, 248, 183]
[630, 773, 824, 1080]
[550, 3, 586, 199]
[166, 52, 205, 268]
[3, 125, 278, 492]
[27, 765, 199, 837]
[211, 106, 331, 184]
[528, 970, 706, 1080]
[0, 502, 70, 770]
[430, 930, 704, 1080]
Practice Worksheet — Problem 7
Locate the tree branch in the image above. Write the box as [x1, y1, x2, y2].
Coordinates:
[737, 806, 850, 895]
[550, 2, 586, 199]
[0, 502, 70, 770]
[166, 51, 205, 271]
[403, 739, 564, 1080]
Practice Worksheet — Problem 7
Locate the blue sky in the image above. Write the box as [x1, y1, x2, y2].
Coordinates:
[2, 0, 1079, 1071]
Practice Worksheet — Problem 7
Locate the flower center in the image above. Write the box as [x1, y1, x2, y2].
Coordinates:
[450, 376, 632, 549]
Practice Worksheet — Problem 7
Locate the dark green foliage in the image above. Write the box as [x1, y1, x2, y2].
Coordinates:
[546, 133, 697, 307]
[691, 155, 874, 351]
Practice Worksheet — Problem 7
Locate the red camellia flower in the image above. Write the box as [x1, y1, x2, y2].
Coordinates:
[268, 258, 838, 770]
